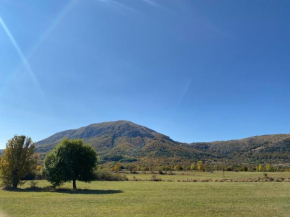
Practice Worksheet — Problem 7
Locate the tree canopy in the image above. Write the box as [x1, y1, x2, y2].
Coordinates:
[43, 138, 98, 190]
[0, 135, 37, 188]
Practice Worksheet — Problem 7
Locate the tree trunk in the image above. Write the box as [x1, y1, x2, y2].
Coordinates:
[13, 182, 18, 189]
[12, 171, 18, 189]
[13, 177, 18, 189]
[73, 179, 77, 190]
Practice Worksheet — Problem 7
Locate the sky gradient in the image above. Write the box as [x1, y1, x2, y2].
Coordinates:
[0, 0, 290, 148]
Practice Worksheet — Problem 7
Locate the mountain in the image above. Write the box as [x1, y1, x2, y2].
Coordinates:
[190, 134, 290, 164]
[36, 120, 290, 165]
[0, 149, 3, 155]
[36, 121, 211, 163]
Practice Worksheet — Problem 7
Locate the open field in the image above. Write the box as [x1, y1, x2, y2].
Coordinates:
[1, 172, 290, 217]
[125, 171, 290, 181]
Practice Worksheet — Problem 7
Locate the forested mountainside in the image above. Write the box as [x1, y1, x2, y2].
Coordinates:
[36, 120, 290, 165]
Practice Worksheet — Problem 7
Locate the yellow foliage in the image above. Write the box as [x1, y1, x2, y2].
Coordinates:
[197, 161, 203, 171]
[0, 136, 37, 188]
[114, 163, 121, 172]
[266, 164, 271, 172]
[36, 165, 42, 171]
[174, 165, 180, 171]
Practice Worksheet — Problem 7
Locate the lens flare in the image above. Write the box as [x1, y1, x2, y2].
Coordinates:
[0, 17, 39, 86]
[27, 0, 79, 57]
[0, 16, 45, 102]
[0, 0, 79, 100]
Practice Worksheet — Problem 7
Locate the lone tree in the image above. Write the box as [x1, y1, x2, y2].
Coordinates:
[266, 164, 271, 172]
[43, 138, 98, 190]
[0, 135, 37, 189]
[114, 162, 121, 173]
[197, 161, 203, 171]
[190, 163, 195, 171]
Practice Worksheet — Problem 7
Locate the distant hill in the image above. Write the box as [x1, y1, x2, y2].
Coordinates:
[36, 121, 211, 163]
[190, 134, 290, 164]
[36, 120, 290, 165]
[0, 149, 3, 155]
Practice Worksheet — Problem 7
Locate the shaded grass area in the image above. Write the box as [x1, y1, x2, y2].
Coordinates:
[3, 187, 123, 195]
[1, 179, 290, 216]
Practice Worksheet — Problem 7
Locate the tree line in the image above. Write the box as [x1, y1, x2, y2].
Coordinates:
[0, 135, 280, 190]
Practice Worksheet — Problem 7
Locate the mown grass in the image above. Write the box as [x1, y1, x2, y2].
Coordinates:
[0, 172, 290, 216]
[125, 171, 290, 181]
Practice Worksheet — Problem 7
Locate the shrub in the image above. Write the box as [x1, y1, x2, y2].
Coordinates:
[94, 170, 128, 181]
[150, 175, 162, 181]
[158, 170, 164, 175]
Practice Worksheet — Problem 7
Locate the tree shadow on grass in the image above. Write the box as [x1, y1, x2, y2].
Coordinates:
[56, 189, 123, 195]
[3, 187, 123, 195]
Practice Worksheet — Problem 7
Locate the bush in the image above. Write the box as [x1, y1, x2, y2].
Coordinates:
[150, 175, 162, 181]
[94, 170, 128, 181]
[158, 170, 164, 175]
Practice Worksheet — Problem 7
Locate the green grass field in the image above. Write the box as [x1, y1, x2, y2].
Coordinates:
[125, 171, 290, 181]
[1, 172, 290, 217]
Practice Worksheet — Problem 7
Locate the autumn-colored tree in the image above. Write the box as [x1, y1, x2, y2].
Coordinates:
[197, 161, 203, 171]
[174, 165, 180, 171]
[266, 164, 271, 172]
[190, 163, 195, 171]
[255, 165, 259, 172]
[36, 165, 42, 172]
[114, 163, 121, 173]
[0, 136, 37, 188]
[258, 164, 263, 172]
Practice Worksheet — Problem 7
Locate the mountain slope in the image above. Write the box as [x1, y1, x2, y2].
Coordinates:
[36, 120, 290, 165]
[36, 121, 211, 162]
[189, 134, 290, 164]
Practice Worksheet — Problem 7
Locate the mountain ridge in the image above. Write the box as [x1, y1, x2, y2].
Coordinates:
[36, 120, 211, 163]
[35, 120, 290, 165]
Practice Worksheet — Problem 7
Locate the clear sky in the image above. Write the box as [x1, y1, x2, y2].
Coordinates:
[0, 0, 290, 148]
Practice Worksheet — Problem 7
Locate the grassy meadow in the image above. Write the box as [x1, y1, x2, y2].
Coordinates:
[1, 172, 290, 217]
[125, 171, 290, 181]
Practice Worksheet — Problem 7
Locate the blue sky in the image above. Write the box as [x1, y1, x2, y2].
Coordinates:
[0, 0, 290, 148]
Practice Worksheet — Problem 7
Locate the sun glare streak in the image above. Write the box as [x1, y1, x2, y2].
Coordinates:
[0, 17, 38, 84]
[0, 17, 45, 101]
[1, 0, 79, 93]
[141, 0, 175, 15]
[172, 79, 192, 116]
[0, 0, 79, 102]
[28, 0, 79, 57]
[97, 0, 137, 12]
